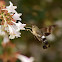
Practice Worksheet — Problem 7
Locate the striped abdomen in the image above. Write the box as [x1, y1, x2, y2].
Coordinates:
[41, 36, 50, 49]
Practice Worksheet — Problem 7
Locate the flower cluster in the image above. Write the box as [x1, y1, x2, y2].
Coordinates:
[0, 1, 34, 62]
[0, 1, 26, 43]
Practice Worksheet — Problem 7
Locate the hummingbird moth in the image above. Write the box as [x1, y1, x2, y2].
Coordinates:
[25, 25, 56, 49]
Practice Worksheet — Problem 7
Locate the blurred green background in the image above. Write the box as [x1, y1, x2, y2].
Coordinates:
[3, 0, 62, 62]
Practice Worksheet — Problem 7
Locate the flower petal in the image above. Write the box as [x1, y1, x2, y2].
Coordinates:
[5, 1, 17, 13]
[12, 12, 22, 21]
[16, 54, 34, 62]
[3, 33, 10, 44]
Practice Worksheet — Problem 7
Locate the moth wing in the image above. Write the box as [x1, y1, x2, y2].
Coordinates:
[40, 25, 56, 36]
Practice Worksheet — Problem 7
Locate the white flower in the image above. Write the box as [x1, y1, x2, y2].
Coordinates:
[9, 31, 21, 39]
[0, 26, 9, 44]
[5, 25, 21, 39]
[2, 1, 17, 13]
[3, 33, 10, 44]
[4, 21, 26, 39]
[12, 21, 26, 31]
[16, 54, 34, 62]
[12, 12, 22, 21]
[8, 25, 21, 39]
[1, 1, 26, 40]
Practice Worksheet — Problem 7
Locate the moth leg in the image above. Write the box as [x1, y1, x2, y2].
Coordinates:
[36, 36, 42, 41]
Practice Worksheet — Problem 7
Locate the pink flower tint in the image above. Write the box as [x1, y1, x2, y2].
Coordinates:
[16, 54, 34, 62]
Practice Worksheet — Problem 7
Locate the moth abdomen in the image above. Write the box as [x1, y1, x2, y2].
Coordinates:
[43, 41, 50, 49]
[41, 36, 50, 49]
